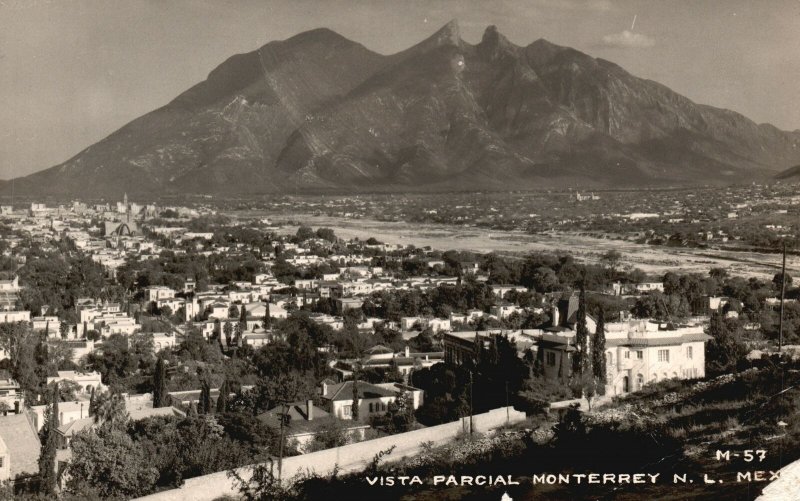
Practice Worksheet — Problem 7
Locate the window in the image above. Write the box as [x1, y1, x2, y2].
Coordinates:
[686, 346, 693, 359]
[624, 350, 630, 359]
[0, 457, 3, 468]
[658, 349, 670, 362]
[369, 403, 374, 413]
[343, 406, 351, 416]
[606, 352, 613, 365]
[636, 374, 644, 387]
[546, 352, 556, 366]
[636, 351, 643, 360]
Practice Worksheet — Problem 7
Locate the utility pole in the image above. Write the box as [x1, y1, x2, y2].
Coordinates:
[469, 370, 474, 435]
[505, 380, 509, 424]
[779, 241, 787, 353]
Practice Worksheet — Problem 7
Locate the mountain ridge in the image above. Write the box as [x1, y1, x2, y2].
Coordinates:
[4, 20, 799, 196]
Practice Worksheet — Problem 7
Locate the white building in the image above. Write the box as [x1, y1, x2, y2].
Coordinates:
[538, 319, 711, 395]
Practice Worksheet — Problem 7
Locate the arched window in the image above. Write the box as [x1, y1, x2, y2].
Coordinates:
[636, 374, 644, 388]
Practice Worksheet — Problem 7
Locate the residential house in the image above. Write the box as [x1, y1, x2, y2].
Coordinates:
[0, 412, 40, 482]
[258, 400, 369, 454]
[319, 380, 423, 420]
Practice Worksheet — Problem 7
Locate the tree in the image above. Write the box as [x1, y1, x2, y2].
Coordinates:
[38, 384, 59, 496]
[573, 286, 590, 377]
[706, 312, 748, 375]
[308, 419, 349, 451]
[199, 379, 212, 415]
[263, 302, 272, 330]
[351, 377, 360, 421]
[773, 272, 793, 291]
[217, 379, 229, 414]
[600, 250, 622, 273]
[91, 389, 129, 429]
[153, 357, 170, 408]
[224, 321, 233, 347]
[67, 426, 159, 499]
[591, 310, 607, 396]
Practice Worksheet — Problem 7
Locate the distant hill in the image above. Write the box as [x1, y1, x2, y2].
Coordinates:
[4, 20, 800, 196]
[775, 165, 800, 180]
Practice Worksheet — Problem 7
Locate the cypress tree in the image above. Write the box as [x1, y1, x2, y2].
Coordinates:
[38, 384, 59, 496]
[351, 378, 360, 421]
[199, 379, 211, 415]
[592, 309, 607, 395]
[216, 379, 229, 414]
[573, 286, 590, 376]
[263, 300, 272, 330]
[153, 358, 169, 408]
[239, 304, 247, 330]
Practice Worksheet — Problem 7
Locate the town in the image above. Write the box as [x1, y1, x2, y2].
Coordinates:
[0, 193, 797, 500]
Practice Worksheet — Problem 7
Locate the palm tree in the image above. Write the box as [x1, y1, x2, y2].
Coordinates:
[90, 389, 129, 428]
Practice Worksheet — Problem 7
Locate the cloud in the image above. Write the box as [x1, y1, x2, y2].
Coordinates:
[600, 29, 655, 48]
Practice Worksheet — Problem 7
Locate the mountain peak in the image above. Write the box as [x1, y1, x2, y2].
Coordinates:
[430, 19, 461, 47]
[478, 25, 517, 59]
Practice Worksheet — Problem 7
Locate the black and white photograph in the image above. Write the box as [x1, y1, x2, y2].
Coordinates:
[1, 1, 799, 499]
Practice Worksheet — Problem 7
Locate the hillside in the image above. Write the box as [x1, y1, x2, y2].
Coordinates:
[5, 21, 800, 196]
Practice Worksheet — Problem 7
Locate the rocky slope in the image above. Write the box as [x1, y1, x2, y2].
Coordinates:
[5, 21, 800, 196]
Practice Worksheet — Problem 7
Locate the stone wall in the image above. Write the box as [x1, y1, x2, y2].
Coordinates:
[135, 406, 526, 501]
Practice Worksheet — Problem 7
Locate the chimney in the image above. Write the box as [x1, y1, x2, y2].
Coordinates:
[307, 399, 314, 421]
[404, 346, 410, 358]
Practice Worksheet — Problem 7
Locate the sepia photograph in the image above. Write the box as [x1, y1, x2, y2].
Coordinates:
[1, 1, 799, 499]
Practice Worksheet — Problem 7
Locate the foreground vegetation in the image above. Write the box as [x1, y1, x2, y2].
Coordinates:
[241, 360, 800, 500]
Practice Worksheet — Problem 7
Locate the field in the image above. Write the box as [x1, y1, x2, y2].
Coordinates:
[263, 214, 800, 280]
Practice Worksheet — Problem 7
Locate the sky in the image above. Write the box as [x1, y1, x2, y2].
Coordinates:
[1, 0, 799, 179]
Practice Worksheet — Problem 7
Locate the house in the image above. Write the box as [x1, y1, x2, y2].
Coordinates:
[537, 319, 711, 395]
[335, 297, 364, 313]
[0, 378, 24, 414]
[0, 412, 40, 481]
[258, 400, 369, 454]
[490, 301, 522, 319]
[0, 276, 19, 292]
[144, 286, 176, 302]
[152, 332, 178, 352]
[490, 284, 528, 299]
[46, 371, 104, 395]
[56, 406, 185, 449]
[318, 380, 423, 420]
[31, 401, 90, 431]
[0, 311, 30, 324]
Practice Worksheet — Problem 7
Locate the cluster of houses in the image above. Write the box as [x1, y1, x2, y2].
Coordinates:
[0, 195, 781, 487]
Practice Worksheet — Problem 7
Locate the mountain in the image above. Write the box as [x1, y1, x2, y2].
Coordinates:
[776, 165, 800, 180]
[6, 21, 800, 196]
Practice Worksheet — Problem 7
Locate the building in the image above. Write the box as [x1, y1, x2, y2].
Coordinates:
[0, 412, 40, 481]
[537, 319, 711, 395]
[46, 371, 104, 395]
[0, 378, 24, 414]
[258, 400, 369, 454]
[144, 286, 176, 302]
[319, 380, 423, 420]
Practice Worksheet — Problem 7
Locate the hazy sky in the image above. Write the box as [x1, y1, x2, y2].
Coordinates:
[1, 0, 799, 179]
